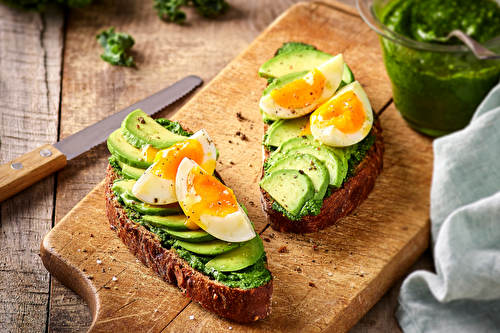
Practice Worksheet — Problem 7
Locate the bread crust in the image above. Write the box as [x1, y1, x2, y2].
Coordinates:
[260, 118, 384, 234]
[105, 165, 273, 322]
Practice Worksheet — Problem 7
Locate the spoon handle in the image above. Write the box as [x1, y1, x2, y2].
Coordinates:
[447, 30, 500, 60]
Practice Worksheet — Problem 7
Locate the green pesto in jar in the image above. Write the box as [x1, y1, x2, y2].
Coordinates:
[379, 0, 500, 136]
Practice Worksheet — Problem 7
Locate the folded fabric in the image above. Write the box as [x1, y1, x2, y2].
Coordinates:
[396, 83, 500, 333]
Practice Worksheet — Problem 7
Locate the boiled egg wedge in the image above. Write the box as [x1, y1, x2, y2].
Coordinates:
[175, 158, 256, 243]
[132, 129, 217, 205]
[259, 54, 344, 119]
[310, 81, 373, 147]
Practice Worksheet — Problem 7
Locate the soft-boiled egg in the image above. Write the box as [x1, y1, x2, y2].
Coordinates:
[310, 81, 373, 147]
[259, 54, 344, 119]
[132, 129, 217, 205]
[175, 158, 256, 243]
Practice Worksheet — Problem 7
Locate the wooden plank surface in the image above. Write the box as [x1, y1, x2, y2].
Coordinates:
[39, 1, 433, 332]
[52, 0, 330, 331]
[0, 4, 64, 332]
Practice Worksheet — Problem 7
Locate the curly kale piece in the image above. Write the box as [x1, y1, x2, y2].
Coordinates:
[155, 118, 193, 136]
[0, 0, 91, 11]
[96, 27, 136, 67]
[276, 42, 317, 56]
[153, 0, 229, 24]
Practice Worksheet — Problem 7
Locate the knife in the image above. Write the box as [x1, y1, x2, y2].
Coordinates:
[0, 75, 203, 203]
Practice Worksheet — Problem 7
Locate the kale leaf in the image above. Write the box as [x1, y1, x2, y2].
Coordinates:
[153, 0, 229, 24]
[96, 27, 136, 67]
[275, 42, 316, 56]
[0, 0, 91, 11]
[155, 118, 193, 136]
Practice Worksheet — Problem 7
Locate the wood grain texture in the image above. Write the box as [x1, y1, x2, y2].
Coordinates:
[41, 1, 433, 332]
[0, 4, 64, 332]
[50, 0, 322, 331]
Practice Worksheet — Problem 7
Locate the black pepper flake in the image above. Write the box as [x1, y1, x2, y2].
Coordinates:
[309, 282, 316, 287]
[236, 131, 241, 136]
[298, 170, 304, 174]
[236, 112, 243, 121]
[138, 116, 145, 124]
[136, 124, 140, 129]
[154, 198, 159, 203]
[263, 237, 271, 242]
[240, 134, 247, 141]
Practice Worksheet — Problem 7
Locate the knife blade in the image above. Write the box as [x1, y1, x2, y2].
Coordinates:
[0, 75, 203, 203]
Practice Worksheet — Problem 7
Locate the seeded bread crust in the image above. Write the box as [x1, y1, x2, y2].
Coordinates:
[105, 165, 273, 322]
[260, 118, 384, 234]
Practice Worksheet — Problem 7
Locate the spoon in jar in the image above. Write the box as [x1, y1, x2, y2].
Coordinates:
[444, 30, 500, 60]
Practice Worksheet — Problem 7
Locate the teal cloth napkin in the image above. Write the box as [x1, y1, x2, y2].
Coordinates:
[396, 83, 500, 332]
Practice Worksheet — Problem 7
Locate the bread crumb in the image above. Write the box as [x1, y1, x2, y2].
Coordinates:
[278, 245, 288, 253]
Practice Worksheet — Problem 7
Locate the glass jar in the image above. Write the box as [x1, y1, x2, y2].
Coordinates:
[357, 0, 500, 137]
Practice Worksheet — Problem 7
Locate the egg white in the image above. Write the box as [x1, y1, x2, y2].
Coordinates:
[132, 129, 217, 205]
[259, 53, 345, 119]
[310, 81, 373, 147]
[175, 158, 256, 243]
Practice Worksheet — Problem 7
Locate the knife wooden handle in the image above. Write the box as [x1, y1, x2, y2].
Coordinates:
[0, 144, 67, 203]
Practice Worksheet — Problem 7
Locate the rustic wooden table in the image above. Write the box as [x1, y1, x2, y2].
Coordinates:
[0, 0, 434, 331]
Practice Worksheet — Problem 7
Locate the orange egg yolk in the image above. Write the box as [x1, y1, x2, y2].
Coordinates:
[271, 69, 326, 109]
[184, 166, 239, 228]
[141, 144, 160, 163]
[299, 120, 312, 136]
[312, 90, 365, 134]
[151, 139, 204, 180]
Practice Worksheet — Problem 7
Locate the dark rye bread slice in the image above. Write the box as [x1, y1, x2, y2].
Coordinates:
[105, 165, 273, 323]
[260, 118, 384, 234]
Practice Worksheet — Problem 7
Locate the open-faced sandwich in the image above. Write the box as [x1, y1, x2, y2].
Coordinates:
[258, 42, 384, 234]
[105, 109, 273, 322]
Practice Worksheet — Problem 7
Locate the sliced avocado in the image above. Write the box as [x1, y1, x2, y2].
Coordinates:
[268, 135, 348, 185]
[264, 116, 310, 148]
[107, 129, 152, 169]
[121, 109, 188, 149]
[116, 159, 146, 180]
[260, 169, 315, 216]
[285, 145, 345, 187]
[206, 236, 264, 272]
[262, 70, 308, 96]
[338, 63, 355, 89]
[175, 239, 243, 256]
[259, 49, 332, 79]
[112, 180, 182, 216]
[267, 154, 329, 200]
[164, 229, 215, 243]
[142, 214, 190, 231]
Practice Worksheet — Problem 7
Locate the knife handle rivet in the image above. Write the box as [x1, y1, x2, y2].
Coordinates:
[40, 149, 52, 158]
[11, 163, 23, 170]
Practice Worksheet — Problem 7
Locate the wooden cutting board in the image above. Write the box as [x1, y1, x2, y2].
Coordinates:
[40, 1, 433, 332]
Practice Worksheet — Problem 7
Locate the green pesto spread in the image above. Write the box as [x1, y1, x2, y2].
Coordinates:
[379, 0, 500, 136]
[382, 0, 500, 44]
